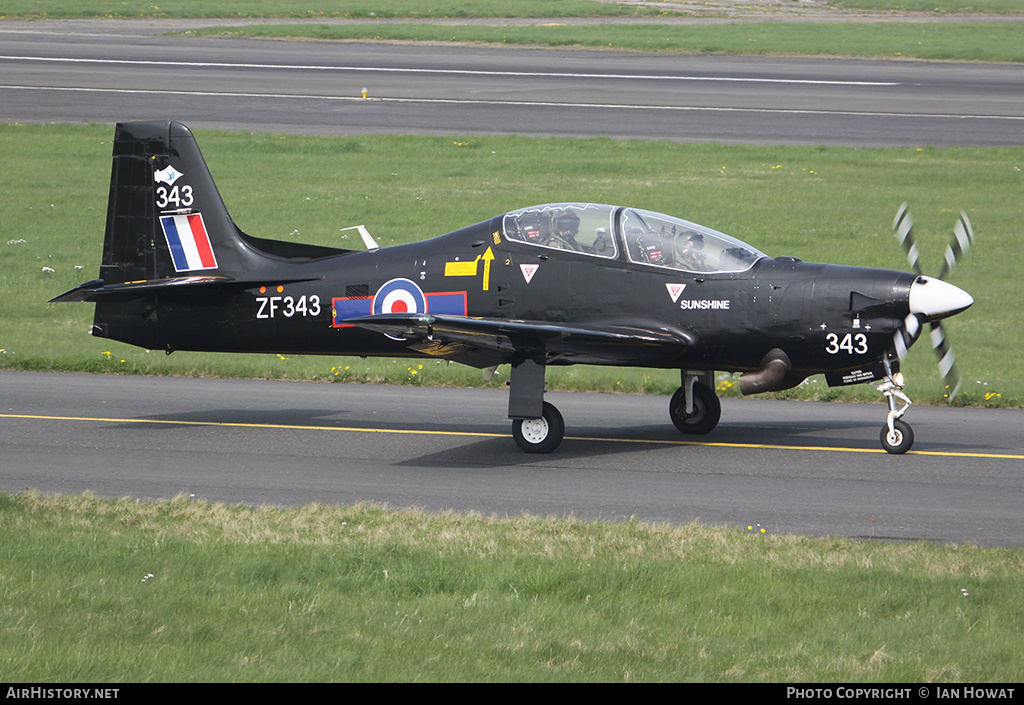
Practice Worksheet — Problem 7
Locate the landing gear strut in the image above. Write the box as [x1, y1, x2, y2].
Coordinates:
[876, 360, 914, 454]
[669, 371, 721, 435]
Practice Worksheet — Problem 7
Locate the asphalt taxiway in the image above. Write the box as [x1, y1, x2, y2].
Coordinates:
[2, 23, 1022, 145]
[3, 371, 1021, 545]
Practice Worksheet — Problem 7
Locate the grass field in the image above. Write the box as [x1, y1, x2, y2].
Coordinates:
[831, 0, 1021, 12]
[2, 124, 1020, 406]
[2, 0, 1020, 18]
[0, 0, 666, 20]
[2, 490, 1023, 682]
[178, 21, 1024, 62]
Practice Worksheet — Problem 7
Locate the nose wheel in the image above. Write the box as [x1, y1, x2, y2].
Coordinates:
[880, 418, 914, 455]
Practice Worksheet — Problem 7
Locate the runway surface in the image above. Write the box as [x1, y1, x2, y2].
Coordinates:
[2, 372, 1022, 545]
[2, 20, 1023, 145]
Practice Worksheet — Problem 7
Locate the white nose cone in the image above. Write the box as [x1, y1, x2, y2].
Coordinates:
[909, 276, 974, 320]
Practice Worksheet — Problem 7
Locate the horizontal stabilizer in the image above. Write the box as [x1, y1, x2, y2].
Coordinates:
[49, 275, 320, 303]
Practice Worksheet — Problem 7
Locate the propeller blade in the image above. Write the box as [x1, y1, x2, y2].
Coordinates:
[937, 211, 974, 281]
[892, 203, 923, 362]
[892, 312, 922, 362]
[930, 321, 963, 402]
[932, 211, 973, 401]
[893, 201, 922, 275]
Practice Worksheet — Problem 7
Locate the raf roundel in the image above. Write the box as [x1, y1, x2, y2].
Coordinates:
[372, 278, 427, 316]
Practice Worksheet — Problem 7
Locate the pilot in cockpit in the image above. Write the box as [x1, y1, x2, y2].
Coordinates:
[675, 232, 707, 270]
[547, 211, 582, 251]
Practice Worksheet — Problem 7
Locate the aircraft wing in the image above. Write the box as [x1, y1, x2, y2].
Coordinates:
[343, 313, 698, 368]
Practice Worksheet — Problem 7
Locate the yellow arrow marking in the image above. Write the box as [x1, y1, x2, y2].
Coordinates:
[444, 247, 495, 291]
[481, 247, 494, 291]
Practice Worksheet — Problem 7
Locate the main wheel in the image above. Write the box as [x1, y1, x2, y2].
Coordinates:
[512, 401, 565, 454]
[669, 382, 721, 435]
[880, 418, 914, 454]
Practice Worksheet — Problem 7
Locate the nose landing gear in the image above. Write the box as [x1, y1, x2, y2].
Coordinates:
[876, 363, 914, 454]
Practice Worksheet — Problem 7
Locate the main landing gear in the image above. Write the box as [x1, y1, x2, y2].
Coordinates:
[876, 365, 914, 454]
[508, 358, 566, 454]
[507, 364, 725, 454]
[669, 371, 722, 435]
[512, 401, 565, 454]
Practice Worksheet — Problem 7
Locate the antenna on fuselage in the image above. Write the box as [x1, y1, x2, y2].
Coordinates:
[341, 225, 379, 251]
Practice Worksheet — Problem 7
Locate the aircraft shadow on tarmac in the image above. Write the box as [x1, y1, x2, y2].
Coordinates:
[393, 420, 891, 469]
[118, 407, 514, 440]
[116, 407, 981, 468]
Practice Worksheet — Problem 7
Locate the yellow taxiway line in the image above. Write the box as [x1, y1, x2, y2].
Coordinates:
[3, 413, 1022, 460]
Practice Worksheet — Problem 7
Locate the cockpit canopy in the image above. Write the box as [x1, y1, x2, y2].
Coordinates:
[501, 203, 766, 274]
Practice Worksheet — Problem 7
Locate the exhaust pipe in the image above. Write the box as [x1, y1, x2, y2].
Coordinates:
[740, 349, 796, 395]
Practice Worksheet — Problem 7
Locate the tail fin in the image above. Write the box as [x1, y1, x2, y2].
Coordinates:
[52, 121, 349, 304]
[51, 122, 352, 348]
[103, 120, 249, 283]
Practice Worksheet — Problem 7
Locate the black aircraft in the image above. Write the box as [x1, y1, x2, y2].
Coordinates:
[53, 121, 974, 454]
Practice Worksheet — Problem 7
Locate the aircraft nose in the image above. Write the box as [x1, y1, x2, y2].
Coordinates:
[908, 276, 974, 320]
